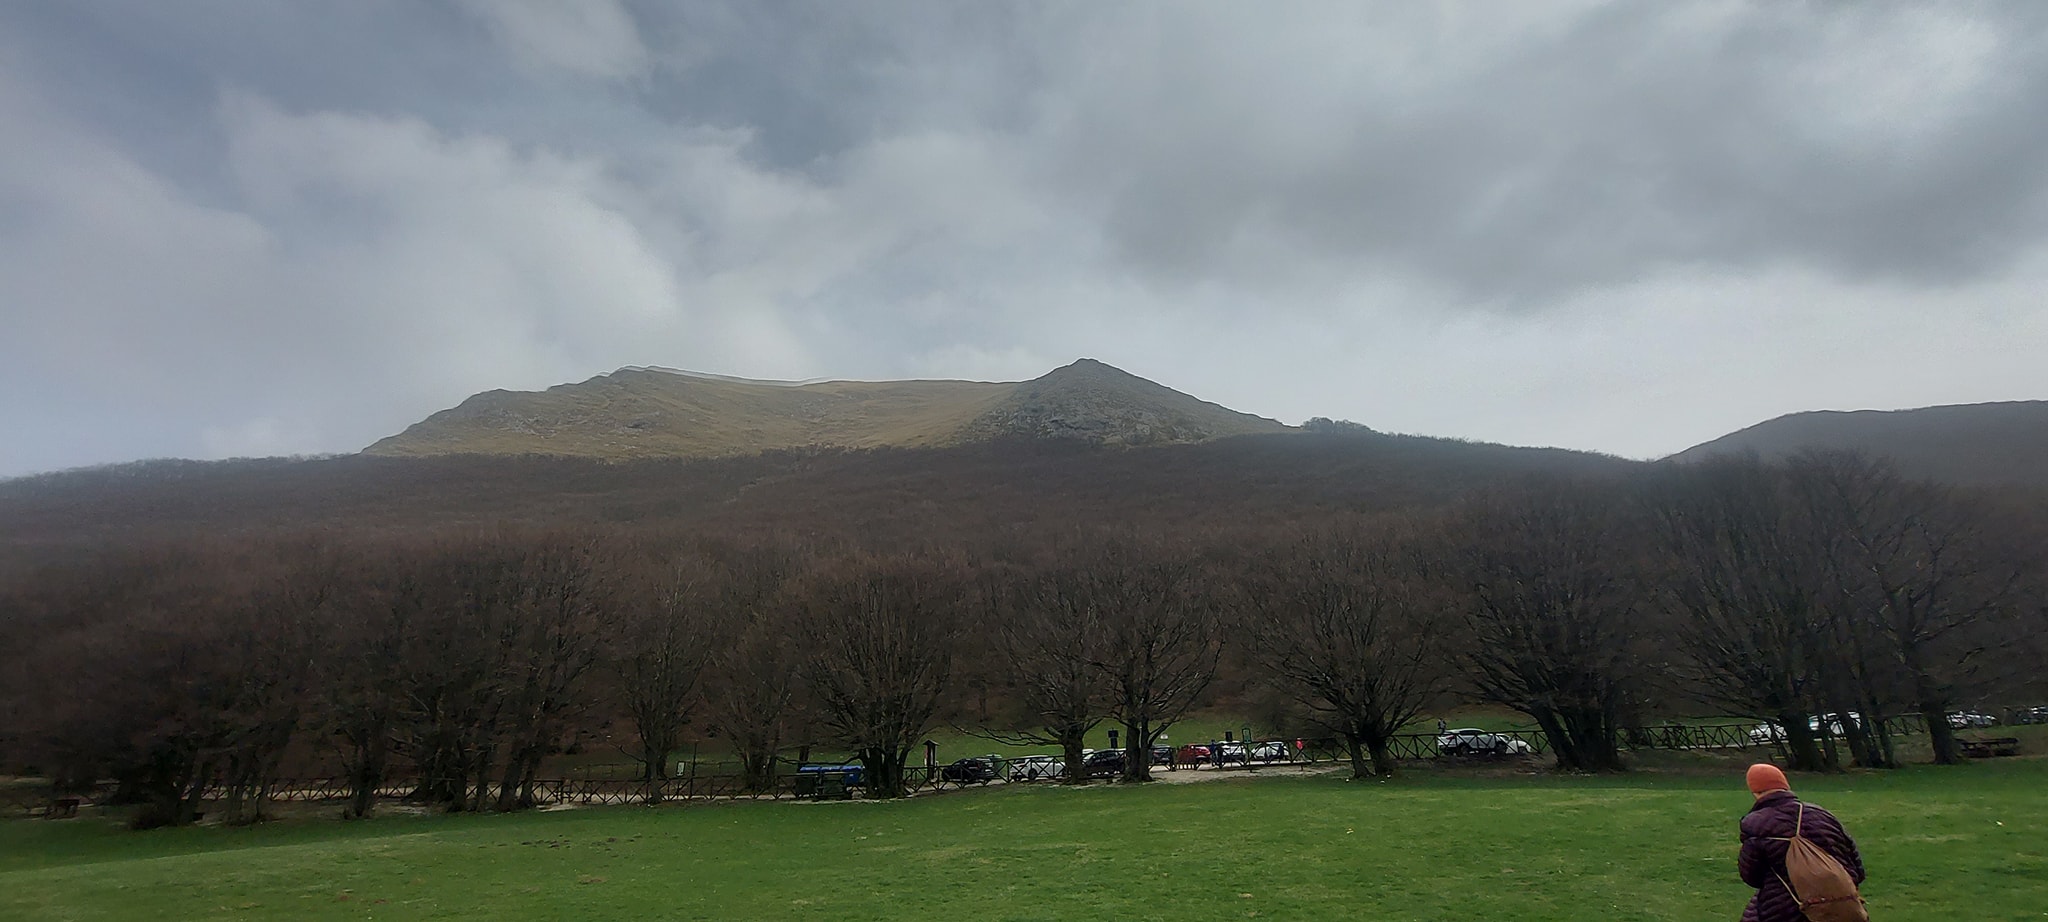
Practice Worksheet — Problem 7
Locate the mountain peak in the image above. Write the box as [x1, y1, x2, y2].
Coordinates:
[1044, 356, 1118, 373]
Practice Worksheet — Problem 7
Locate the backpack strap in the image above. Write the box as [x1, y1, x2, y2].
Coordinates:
[1765, 801, 1807, 843]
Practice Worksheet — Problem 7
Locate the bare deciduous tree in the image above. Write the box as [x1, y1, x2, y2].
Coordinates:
[1239, 521, 1449, 778]
[1646, 457, 1840, 770]
[1453, 481, 1640, 772]
[700, 542, 807, 793]
[317, 544, 422, 819]
[799, 554, 958, 799]
[612, 551, 717, 784]
[972, 560, 1108, 783]
[706, 608, 807, 793]
[1791, 451, 2020, 765]
[1082, 539, 1220, 783]
[487, 534, 618, 811]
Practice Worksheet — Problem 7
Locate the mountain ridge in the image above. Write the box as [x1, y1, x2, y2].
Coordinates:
[1670, 399, 2048, 488]
[364, 358, 1291, 460]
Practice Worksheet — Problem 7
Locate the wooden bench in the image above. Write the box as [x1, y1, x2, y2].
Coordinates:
[1959, 737, 2021, 758]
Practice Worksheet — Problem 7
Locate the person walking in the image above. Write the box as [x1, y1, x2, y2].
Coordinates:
[1738, 763, 1865, 922]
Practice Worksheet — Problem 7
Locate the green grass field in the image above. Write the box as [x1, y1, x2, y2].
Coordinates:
[4, 758, 2044, 921]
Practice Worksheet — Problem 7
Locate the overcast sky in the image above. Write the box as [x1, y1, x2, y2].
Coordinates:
[4, 1, 2046, 477]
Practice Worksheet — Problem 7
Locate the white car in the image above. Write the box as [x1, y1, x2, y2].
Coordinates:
[1748, 715, 1851, 744]
[1247, 741, 1292, 763]
[1436, 728, 1534, 756]
[1947, 711, 1997, 729]
[1006, 755, 1066, 782]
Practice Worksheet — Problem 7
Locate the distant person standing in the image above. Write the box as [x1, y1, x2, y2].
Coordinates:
[1436, 718, 1447, 735]
[1738, 763, 1867, 922]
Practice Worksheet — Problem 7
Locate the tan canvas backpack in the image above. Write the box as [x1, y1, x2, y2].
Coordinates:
[1771, 802, 1868, 922]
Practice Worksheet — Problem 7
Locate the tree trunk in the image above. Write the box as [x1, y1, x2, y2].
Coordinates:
[221, 757, 250, 826]
[1366, 736, 1397, 778]
[347, 754, 381, 819]
[1559, 708, 1623, 772]
[862, 747, 910, 799]
[1064, 729, 1097, 786]
[172, 758, 215, 827]
[1531, 710, 1578, 770]
[1061, 737, 1088, 786]
[1839, 713, 1877, 769]
[1923, 705, 1962, 765]
[1779, 714, 1829, 772]
[642, 740, 670, 782]
[495, 743, 542, 812]
[1343, 732, 1370, 780]
[740, 750, 776, 794]
[1121, 717, 1153, 784]
[1873, 717, 1898, 768]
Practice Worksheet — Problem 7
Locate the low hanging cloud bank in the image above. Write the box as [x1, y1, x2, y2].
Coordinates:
[3, 2, 2046, 477]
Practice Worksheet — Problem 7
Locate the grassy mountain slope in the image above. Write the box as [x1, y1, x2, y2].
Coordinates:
[1671, 400, 2048, 487]
[363, 368, 1016, 459]
[364, 359, 1286, 459]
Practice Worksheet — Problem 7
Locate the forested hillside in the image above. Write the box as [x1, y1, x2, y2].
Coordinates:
[3, 430, 2044, 826]
[0, 431, 1626, 561]
[1673, 400, 2048, 488]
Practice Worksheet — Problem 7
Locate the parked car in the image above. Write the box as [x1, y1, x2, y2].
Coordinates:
[795, 763, 865, 786]
[1947, 711, 1998, 729]
[940, 757, 998, 784]
[1006, 755, 1065, 782]
[1436, 728, 1534, 756]
[1748, 714, 1854, 745]
[1248, 741, 1292, 763]
[1174, 743, 1212, 764]
[1082, 748, 1125, 778]
[2015, 706, 2048, 725]
[1213, 742, 1247, 764]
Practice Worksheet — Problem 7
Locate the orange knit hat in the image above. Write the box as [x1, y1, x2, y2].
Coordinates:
[1746, 763, 1790, 797]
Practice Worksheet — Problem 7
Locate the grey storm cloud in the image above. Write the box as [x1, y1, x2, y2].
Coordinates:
[1014, 3, 2048, 299]
[3, 1, 2047, 477]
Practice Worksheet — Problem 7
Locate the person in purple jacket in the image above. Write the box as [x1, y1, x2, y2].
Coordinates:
[1738, 763, 1865, 922]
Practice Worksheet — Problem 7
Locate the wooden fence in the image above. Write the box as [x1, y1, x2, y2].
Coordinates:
[4, 716, 1931, 818]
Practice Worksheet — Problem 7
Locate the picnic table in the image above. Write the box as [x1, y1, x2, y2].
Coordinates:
[1958, 737, 2021, 758]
